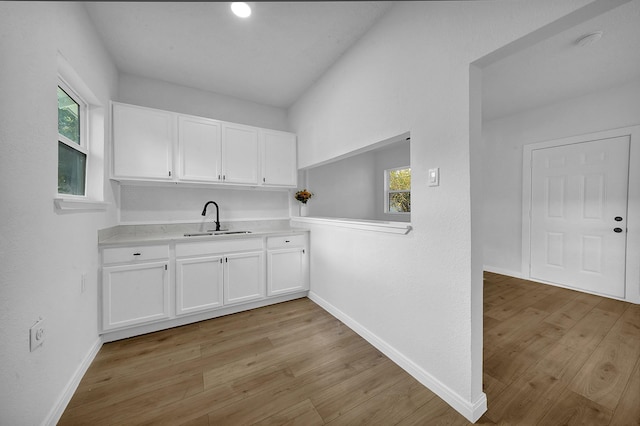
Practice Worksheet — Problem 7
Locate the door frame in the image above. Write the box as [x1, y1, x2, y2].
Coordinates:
[521, 125, 640, 304]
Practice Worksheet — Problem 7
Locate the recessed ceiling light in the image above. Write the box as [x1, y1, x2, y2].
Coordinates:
[231, 2, 251, 18]
[575, 31, 603, 47]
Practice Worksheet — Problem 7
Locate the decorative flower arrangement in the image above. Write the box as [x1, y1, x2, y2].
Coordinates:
[294, 189, 313, 204]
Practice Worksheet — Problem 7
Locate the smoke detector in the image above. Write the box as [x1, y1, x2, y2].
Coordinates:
[576, 31, 603, 47]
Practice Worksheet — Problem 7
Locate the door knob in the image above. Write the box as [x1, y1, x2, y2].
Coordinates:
[614, 216, 623, 222]
[614, 228, 623, 233]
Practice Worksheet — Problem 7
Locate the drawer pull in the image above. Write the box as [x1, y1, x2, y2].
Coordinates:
[133, 253, 141, 256]
[285, 240, 290, 243]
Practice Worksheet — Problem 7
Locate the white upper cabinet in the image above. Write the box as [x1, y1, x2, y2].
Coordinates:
[178, 115, 222, 182]
[112, 103, 175, 180]
[112, 102, 297, 188]
[261, 129, 297, 187]
[222, 123, 259, 185]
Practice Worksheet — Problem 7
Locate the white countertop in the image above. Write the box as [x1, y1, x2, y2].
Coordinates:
[98, 220, 308, 247]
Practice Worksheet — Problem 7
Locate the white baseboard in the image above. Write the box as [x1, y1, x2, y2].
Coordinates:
[308, 291, 487, 423]
[483, 265, 523, 279]
[43, 337, 103, 426]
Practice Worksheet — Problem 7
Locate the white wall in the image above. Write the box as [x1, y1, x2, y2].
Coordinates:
[483, 78, 640, 276]
[288, 0, 600, 421]
[0, 3, 118, 425]
[306, 151, 377, 220]
[120, 185, 290, 224]
[117, 73, 289, 131]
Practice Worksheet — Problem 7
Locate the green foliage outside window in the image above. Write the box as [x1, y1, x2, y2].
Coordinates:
[58, 86, 80, 144]
[388, 168, 411, 213]
[58, 85, 85, 195]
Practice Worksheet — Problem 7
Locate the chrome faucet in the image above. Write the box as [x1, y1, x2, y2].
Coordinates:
[201, 201, 221, 231]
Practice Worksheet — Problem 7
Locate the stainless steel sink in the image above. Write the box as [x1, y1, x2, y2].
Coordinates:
[183, 230, 252, 237]
[210, 230, 252, 235]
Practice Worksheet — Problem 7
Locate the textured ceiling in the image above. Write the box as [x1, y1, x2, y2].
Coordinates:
[482, 0, 640, 121]
[85, 1, 640, 117]
[85, 1, 393, 108]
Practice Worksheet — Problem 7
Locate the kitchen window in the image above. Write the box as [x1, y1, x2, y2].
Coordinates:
[57, 81, 87, 196]
[385, 167, 411, 213]
[54, 53, 108, 211]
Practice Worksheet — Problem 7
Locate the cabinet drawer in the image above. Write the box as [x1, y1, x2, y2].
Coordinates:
[267, 234, 307, 249]
[176, 238, 263, 257]
[103, 244, 169, 265]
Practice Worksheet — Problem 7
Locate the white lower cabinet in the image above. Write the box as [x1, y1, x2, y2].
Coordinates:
[101, 233, 307, 336]
[102, 261, 170, 331]
[267, 235, 309, 296]
[175, 238, 265, 314]
[224, 251, 265, 304]
[175, 255, 224, 315]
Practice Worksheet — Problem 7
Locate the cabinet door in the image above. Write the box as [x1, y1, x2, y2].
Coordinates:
[261, 129, 297, 187]
[102, 261, 170, 331]
[222, 123, 259, 184]
[267, 248, 308, 296]
[112, 103, 174, 180]
[178, 115, 222, 182]
[224, 251, 265, 305]
[175, 256, 224, 315]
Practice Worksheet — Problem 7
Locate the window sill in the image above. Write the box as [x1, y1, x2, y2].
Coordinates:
[291, 216, 412, 235]
[54, 197, 109, 212]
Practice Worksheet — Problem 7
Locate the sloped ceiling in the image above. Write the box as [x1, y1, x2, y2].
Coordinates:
[85, 1, 393, 108]
[482, 0, 640, 121]
[85, 1, 640, 117]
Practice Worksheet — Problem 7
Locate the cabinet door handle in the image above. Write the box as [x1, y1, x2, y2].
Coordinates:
[285, 240, 290, 243]
[133, 252, 141, 256]
[263, 177, 266, 183]
[168, 171, 172, 177]
[164, 264, 167, 271]
[302, 249, 305, 254]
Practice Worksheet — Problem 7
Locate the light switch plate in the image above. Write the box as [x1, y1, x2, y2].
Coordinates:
[428, 168, 440, 186]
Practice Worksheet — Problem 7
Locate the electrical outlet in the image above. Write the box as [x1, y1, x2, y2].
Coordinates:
[30, 318, 45, 352]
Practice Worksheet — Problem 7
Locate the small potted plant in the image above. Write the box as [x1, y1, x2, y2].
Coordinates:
[294, 189, 313, 216]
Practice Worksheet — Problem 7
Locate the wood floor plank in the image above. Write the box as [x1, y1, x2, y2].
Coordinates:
[251, 399, 324, 426]
[310, 358, 406, 423]
[610, 357, 640, 425]
[324, 374, 436, 425]
[539, 388, 613, 425]
[568, 305, 640, 411]
[61, 277, 640, 425]
[483, 368, 567, 424]
[556, 307, 622, 352]
[543, 297, 600, 330]
[394, 393, 470, 426]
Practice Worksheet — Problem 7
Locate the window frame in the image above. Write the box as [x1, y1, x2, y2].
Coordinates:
[384, 166, 411, 214]
[57, 77, 89, 198]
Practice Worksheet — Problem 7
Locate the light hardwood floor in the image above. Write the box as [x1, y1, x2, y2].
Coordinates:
[60, 273, 640, 425]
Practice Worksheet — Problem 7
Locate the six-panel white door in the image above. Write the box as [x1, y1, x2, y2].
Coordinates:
[530, 136, 629, 298]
